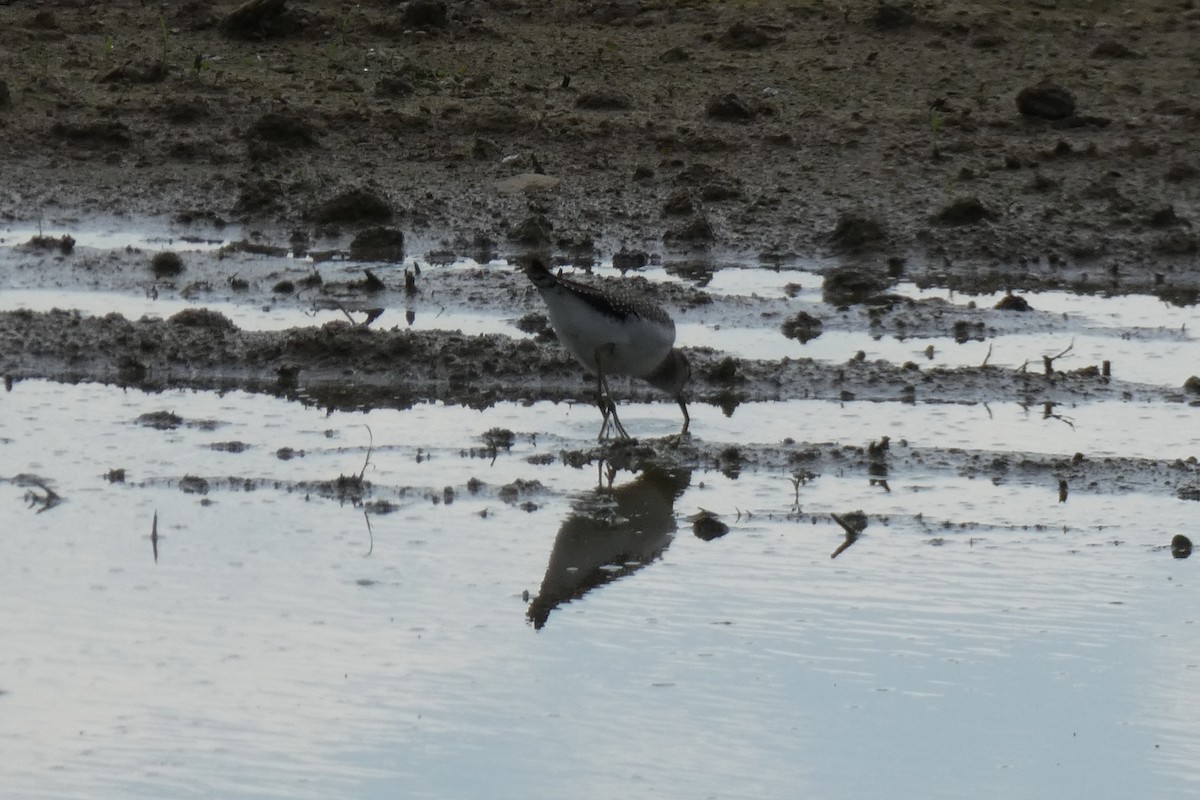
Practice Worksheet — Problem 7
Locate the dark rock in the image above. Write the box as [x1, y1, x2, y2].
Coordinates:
[1091, 40, 1141, 59]
[272, 280, 295, 294]
[828, 212, 887, 252]
[781, 311, 823, 343]
[1016, 83, 1076, 120]
[933, 197, 993, 225]
[179, 475, 210, 495]
[659, 46, 690, 63]
[1185, 376, 1200, 394]
[705, 93, 756, 122]
[151, 251, 185, 277]
[308, 188, 393, 225]
[402, 0, 449, 29]
[349, 227, 406, 262]
[1171, 534, 1192, 559]
[246, 110, 319, 148]
[574, 91, 632, 111]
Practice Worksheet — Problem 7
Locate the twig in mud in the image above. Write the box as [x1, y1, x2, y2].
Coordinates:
[981, 342, 992, 367]
[12, 474, 63, 513]
[359, 425, 374, 481]
[1042, 338, 1075, 376]
[363, 510, 374, 556]
[151, 510, 159, 563]
[1041, 402, 1076, 429]
[830, 511, 867, 559]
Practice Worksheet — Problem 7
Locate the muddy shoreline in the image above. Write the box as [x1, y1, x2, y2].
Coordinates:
[1, 1, 1198, 288]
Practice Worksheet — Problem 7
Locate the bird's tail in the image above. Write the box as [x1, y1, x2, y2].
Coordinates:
[523, 258, 558, 289]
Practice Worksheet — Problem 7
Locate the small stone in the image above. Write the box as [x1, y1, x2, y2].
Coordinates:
[1184, 376, 1200, 395]
[1171, 534, 1192, 559]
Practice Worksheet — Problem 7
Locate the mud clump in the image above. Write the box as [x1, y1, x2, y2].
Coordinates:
[1016, 83, 1076, 120]
[138, 411, 184, 430]
[781, 311, 824, 343]
[349, 227, 405, 262]
[246, 110, 319, 149]
[151, 251, 185, 277]
[234, 178, 284, 216]
[823, 267, 890, 306]
[402, 0, 449, 29]
[169, 308, 236, 332]
[705, 93, 757, 122]
[871, 3, 916, 30]
[719, 22, 773, 50]
[665, 216, 715, 246]
[50, 120, 131, 148]
[934, 197, 993, 225]
[828, 213, 887, 253]
[575, 91, 632, 111]
[509, 214, 552, 246]
[307, 188, 393, 225]
[220, 0, 303, 39]
[994, 293, 1032, 312]
[21, 234, 74, 254]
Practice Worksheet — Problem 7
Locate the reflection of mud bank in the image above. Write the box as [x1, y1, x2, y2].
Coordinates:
[2, 309, 1193, 412]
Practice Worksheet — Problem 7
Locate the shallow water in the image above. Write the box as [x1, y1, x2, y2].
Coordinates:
[3, 227, 1200, 798]
[2, 379, 1198, 799]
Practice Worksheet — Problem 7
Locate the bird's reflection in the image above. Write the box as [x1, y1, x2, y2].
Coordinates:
[527, 462, 691, 630]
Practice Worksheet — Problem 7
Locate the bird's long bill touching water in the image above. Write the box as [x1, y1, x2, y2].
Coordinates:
[522, 258, 690, 440]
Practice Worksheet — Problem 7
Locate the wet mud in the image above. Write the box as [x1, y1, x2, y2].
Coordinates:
[2, 0, 1199, 514]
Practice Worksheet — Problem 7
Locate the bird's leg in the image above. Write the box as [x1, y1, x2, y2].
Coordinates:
[677, 395, 690, 437]
[595, 370, 615, 440]
[595, 367, 630, 441]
